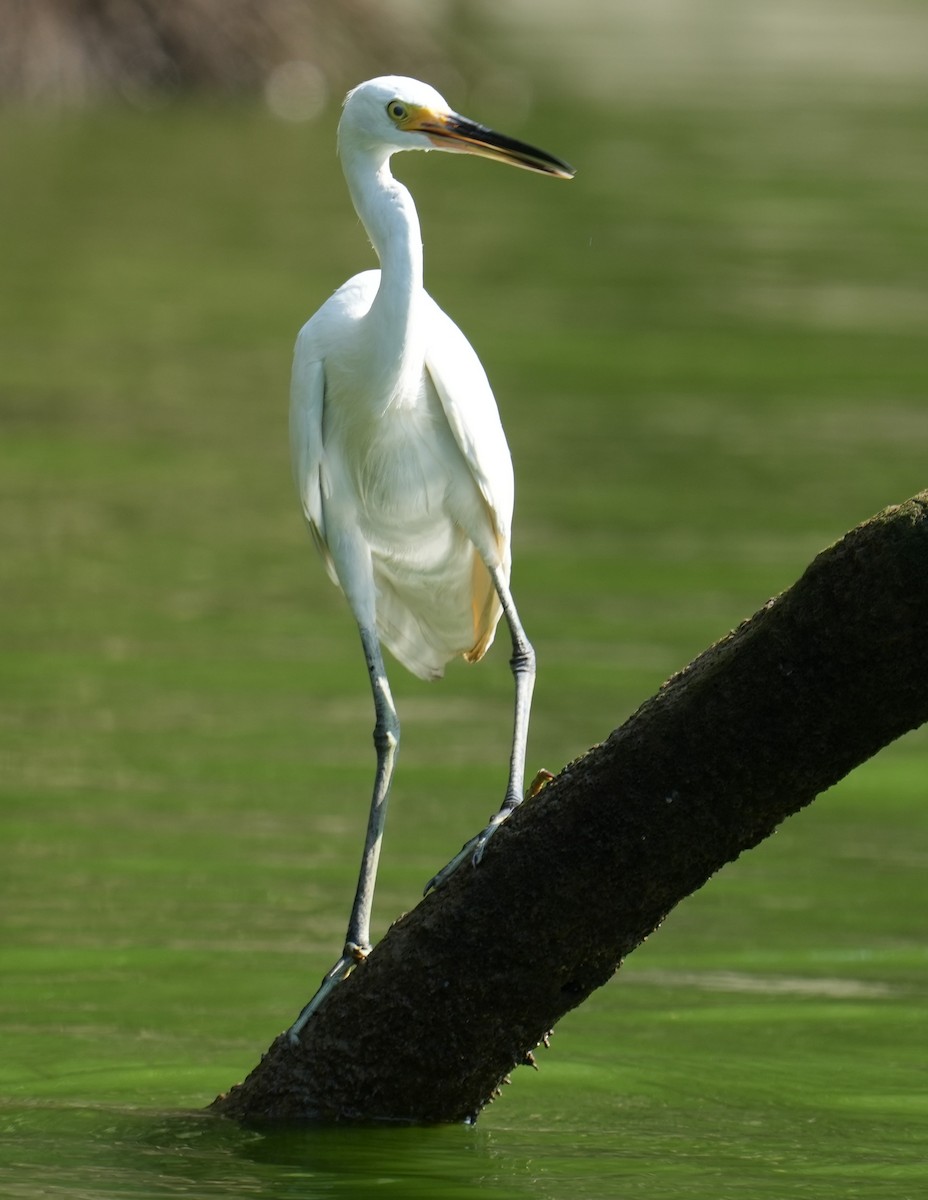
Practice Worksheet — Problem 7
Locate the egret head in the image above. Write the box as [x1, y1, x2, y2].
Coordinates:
[338, 76, 574, 179]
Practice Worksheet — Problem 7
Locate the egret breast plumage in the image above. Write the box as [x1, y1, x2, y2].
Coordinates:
[286, 76, 573, 1042]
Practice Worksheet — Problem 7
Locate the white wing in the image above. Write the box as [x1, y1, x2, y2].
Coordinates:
[290, 278, 513, 675]
[289, 339, 335, 582]
[423, 294, 514, 569]
[289, 271, 380, 587]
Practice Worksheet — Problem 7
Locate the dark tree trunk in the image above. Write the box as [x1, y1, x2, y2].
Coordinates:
[211, 492, 928, 1125]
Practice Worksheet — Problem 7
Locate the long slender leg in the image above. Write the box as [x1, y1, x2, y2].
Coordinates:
[287, 624, 398, 1044]
[425, 565, 536, 892]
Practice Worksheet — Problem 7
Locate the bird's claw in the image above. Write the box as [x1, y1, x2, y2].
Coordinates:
[424, 814, 505, 894]
[285, 941, 370, 1046]
[424, 770, 554, 894]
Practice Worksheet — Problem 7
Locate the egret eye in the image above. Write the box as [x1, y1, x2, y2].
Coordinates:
[387, 100, 408, 123]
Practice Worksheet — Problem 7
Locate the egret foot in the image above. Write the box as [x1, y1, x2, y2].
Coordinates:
[424, 812, 506, 894]
[286, 941, 370, 1046]
[424, 769, 554, 894]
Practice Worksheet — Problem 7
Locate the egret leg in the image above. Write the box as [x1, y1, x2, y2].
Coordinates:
[425, 566, 535, 892]
[287, 625, 398, 1044]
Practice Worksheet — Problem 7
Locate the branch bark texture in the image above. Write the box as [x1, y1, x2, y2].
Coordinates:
[212, 492, 928, 1125]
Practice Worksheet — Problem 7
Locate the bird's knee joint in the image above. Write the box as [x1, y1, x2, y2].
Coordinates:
[373, 723, 399, 754]
[510, 642, 536, 677]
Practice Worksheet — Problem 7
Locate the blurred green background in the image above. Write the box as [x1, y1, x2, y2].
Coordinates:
[1, 2, 926, 1197]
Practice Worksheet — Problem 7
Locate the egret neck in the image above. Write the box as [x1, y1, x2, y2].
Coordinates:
[341, 145, 426, 409]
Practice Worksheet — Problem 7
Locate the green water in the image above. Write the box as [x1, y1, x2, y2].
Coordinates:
[2, 27, 928, 1199]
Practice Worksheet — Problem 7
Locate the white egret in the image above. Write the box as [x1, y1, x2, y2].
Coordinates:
[287, 76, 573, 1043]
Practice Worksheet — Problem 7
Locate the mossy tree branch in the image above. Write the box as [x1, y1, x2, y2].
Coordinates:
[211, 491, 928, 1125]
